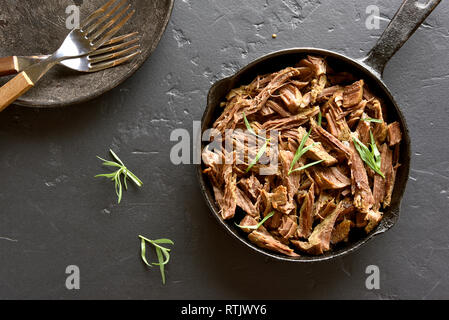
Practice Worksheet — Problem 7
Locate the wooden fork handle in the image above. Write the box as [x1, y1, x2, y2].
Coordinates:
[0, 57, 19, 77]
[0, 71, 35, 112]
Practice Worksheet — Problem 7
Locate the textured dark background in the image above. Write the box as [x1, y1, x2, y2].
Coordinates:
[1, 0, 448, 299]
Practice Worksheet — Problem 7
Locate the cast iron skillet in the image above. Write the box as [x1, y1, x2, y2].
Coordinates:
[198, 0, 441, 262]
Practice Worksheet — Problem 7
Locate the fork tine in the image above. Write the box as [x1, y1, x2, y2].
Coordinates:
[84, 0, 127, 35]
[90, 3, 131, 41]
[89, 45, 140, 64]
[80, 0, 117, 30]
[90, 37, 140, 56]
[101, 32, 139, 47]
[92, 9, 135, 49]
[88, 50, 141, 72]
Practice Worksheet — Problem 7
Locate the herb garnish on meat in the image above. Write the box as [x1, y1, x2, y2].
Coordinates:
[362, 118, 383, 123]
[236, 211, 275, 230]
[202, 55, 402, 256]
[243, 112, 272, 173]
[352, 131, 385, 178]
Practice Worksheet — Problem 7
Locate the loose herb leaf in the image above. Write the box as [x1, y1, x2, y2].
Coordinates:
[155, 247, 166, 284]
[290, 160, 324, 174]
[317, 111, 322, 127]
[289, 129, 321, 175]
[139, 235, 174, 285]
[95, 150, 143, 203]
[246, 139, 270, 173]
[235, 211, 275, 230]
[243, 112, 268, 141]
[243, 112, 272, 173]
[140, 238, 152, 268]
[362, 118, 383, 123]
[352, 134, 385, 178]
[243, 112, 256, 136]
[370, 131, 382, 168]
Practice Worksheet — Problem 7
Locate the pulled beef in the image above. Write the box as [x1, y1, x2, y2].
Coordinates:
[297, 127, 338, 166]
[343, 80, 364, 108]
[238, 215, 262, 233]
[236, 188, 259, 217]
[297, 183, 315, 239]
[317, 85, 343, 102]
[238, 175, 262, 201]
[331, 219, 353, 244]
[364, 210, 383, 233]
[291, 202, 345, 255]
[279, 84, 302, 113]
[387, 121, 402, 146]
[266, 99, 291, 117]
[279, 150, 301, 213]
[313, 192, 334, 220]
[262, 107, 319, 131]
[372, 144, 390, 211]
[217, 165, 237, 220]
[349, 139, 375, 213]
[312, 125, 352, 159]
[270, 185, 290, 213]
[312, 166, 351, 190]
[203, 55, 402, 257]
[369, 99, 388, 143]
[325, 91, 352, 141]
[277, 215, 298, 240]
[384, 153, 397, 208]
[356, 114, 372, 145]
[249, 229, 299, 257]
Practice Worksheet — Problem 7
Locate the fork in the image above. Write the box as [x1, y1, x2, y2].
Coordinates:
[0, 0, 135, 111]
[0, 32, 141, 75]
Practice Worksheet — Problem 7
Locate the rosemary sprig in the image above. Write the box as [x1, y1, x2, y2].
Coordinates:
[352, 132, 385, 178]
[243, 112, 271, 173]
[362, 118, 383, 123]
[288, 128, 322, 175]
[235, 211, 275, 230]
[139, 235, 174, 285]
[95, 149, 143, 204]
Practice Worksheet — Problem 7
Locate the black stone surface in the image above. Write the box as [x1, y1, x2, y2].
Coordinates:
[1, 0, 448, 299]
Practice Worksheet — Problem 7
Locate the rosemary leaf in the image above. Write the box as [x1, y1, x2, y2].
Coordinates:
[140, 238, 152, 268]
[243, 112, 268, 141]
[109, 149, 125, 166]
[318, 111, 322, 127]
[235, 211, 275, 230]
[243, 112, 256, 136]
[152, 239, 175, 245]
[246, 140, 270, 173]
[362, 118, 383, 123]
[352, 135, 385, 178]
[370, 131, 381, 168]
[290, 160, 324, 174]
[139, 235, 174, 285]
[289, 128, 314, 175]
[154, 247, 166, 285]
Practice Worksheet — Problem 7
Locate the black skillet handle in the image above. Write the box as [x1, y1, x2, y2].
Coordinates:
[362, 0, 441, 77]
